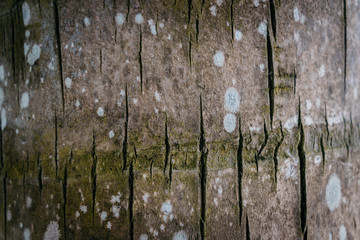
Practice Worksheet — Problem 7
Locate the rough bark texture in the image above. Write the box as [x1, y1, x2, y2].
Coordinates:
[0, 0, 360, 239]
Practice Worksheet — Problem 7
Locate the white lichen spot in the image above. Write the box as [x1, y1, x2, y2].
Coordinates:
[173, 230, 188, 240]
[26, 196, 32, 208]
[259, 63, 265, 72]
[106, 221, 112, 229]
[214, 197, 219, 206]
[140, 234, 148, 240]
[253, 0, 260, 7]
[281, 150, 299, 180]
[22, 2, 31, 26]
[155, 91, 161, 102]
[100, 211, 107, 222]
[75, 211, 80, 218]
[339, 225, 346, 240]
[314, 155, 322, 166]
[210, 6, 217, 16]
[108, 130, 115, 139]
[115, 13, 125, 25]
[80, 205, 87, 213]
[75, 100, 80, 108]
[135, 14, 144, 24]
[43, 221, 60, 240]
[329, 233, 332, 240]
[110, 192, 121, 204]
[294, 31, 300, 42]
[306, 100, 312, 110]
[47, 62, 55, 71]
[159, 22, 164, 28]
[304, 116, 314, 126]
[0, 65, 4, 82]
[24, 228, 31, 240]
[318, 65, 325, 77]
[142, 193, 150, 203]
[224, 87, 240, 113]
[160, 224, 165, 231]
[84, 17, 91, 27]
[294, 7, 300, 22]
[235, 30, 242, 41]
[111, 205, 120, 218]
[6, 210, 12, 221]
[325, 173, 342, 211]
[27, 44, 41, 66]
[161, 200, 172, 215]
[284, 115, 298, 131]
[65, 77, 72, 88]
[315, 98, 321, 108]
[223, 113, 236, 133]
[97, 107, 104, 117]
[213, 51, 225, 67]
[148, 19, 157, 35]
[25, 30, 30, 38]
[258, 21, 267, 38]
[20, 92, 30, 109]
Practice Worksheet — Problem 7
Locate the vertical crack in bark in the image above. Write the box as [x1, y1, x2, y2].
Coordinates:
[201, 0, 206, 15]
[3, 171, 7, 240]
[53, 0, 65, 112]
[100, 48, 103, 74]
[324, 104, 330, 143]
[37, 0, 42, 15]
[37, 152, 42, 197]
[122, 84, 129, 172]
[138, 26, 143, 92]
[269, 0, 276, 40]
[246, 213, 250, 240]
[343, 116, 350, 159]
[297, 100, 307, 240]
[237, 117, 243, 226]
[255, 120, 268, 174]
[188, 33, 192, 70]
[230, 0, 234, 43]
[293, 67, 297, 95]
[320, 134, 326, 172]
[199, 95, 208, 240]
[267, 26, 275, 129]
[62, 149, 72, 240]
[91, 131, 98, 227]
[54, 109, 58, 179]
[126, 0, 130, 22]
[343, 0, 347, 93]
[128, 158, 134, 240]
[10, 5, 25, 86]
[188, 0, 192, 25]
[273, 121, 284, 189]
[196, 14, 200, 45]
[149, 157, 154, 178]
[164, 114, 170, 174]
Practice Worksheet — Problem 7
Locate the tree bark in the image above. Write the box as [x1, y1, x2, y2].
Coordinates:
[0, 0, 359, 239]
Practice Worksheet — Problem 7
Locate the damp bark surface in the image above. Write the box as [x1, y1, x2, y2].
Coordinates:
[0, 0, 360, 239]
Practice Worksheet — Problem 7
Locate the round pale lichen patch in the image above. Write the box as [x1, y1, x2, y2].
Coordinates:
[325, 173, 342, 211]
